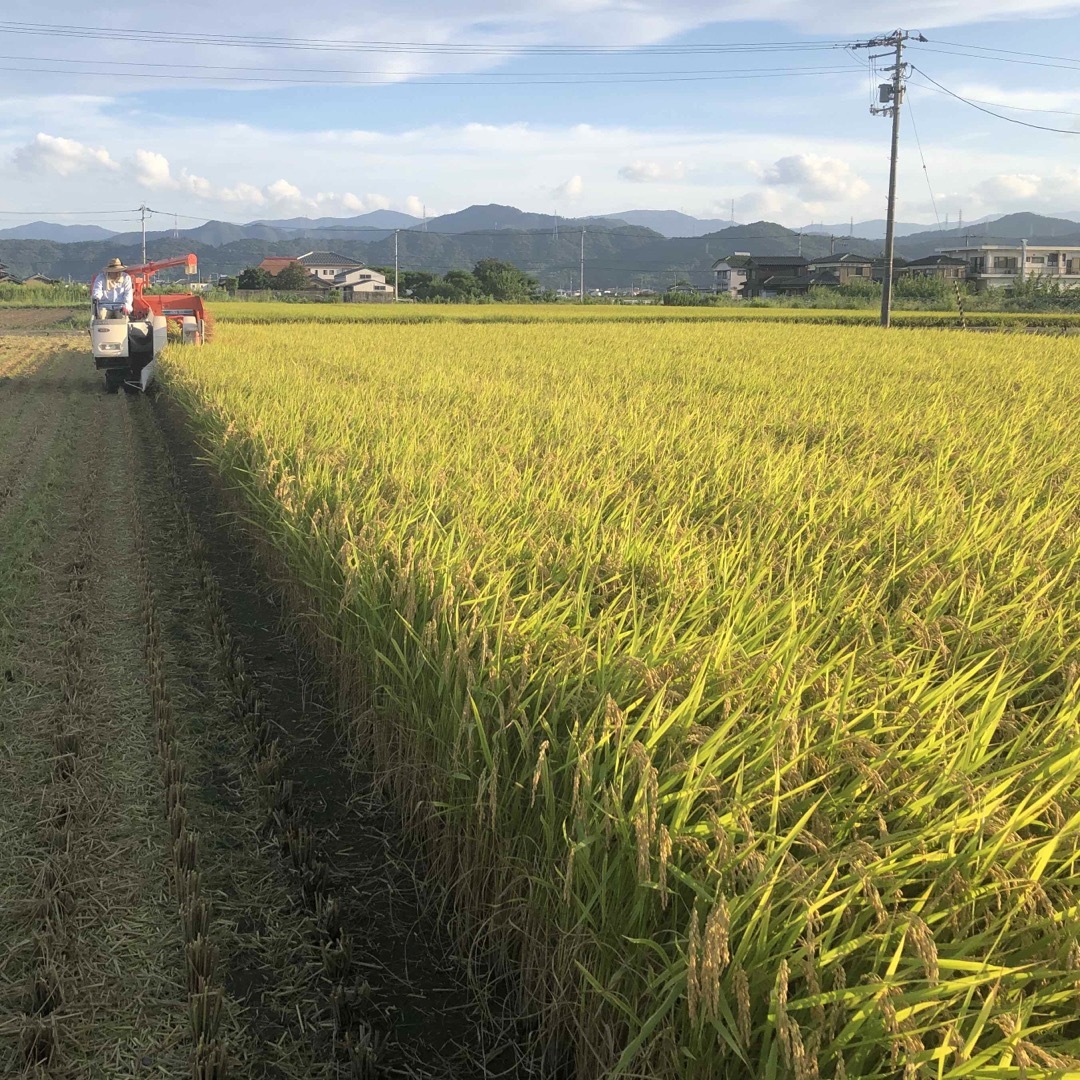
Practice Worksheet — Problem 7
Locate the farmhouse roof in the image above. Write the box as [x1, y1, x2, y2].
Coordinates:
[258, 256, 301, 275]
[749, 255, 808, 267]
[807, 252, 874, 265]
[904, 254, 968, 267]
[297, 251, 365, 269]
[713, 254, 753, 269]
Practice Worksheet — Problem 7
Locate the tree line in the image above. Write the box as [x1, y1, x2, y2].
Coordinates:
[237, 258, 549, 303]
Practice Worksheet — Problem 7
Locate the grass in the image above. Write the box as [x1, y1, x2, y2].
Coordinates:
[209, 300, 1080, 329]
[164, 317, 1080, 1078]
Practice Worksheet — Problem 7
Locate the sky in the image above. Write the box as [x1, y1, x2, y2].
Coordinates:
[1, 2, 1080, 231]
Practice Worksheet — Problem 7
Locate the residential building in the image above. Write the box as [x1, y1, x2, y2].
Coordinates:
[297, 251, 366, 280]
[740, 255, 849, 298]
[871, 256, 908, 283]
[939, 241, 1080, 291]
[335, 267, 396, 303]
[0, 262, 21, 284]
[712, 252, 752, 298]
[805, 252, 874, 284]
[897, 254, 967, 281]
[22, 274, 60, 286]
[257, 256, 302, 276]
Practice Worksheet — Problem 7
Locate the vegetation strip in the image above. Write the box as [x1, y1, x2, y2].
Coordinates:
[144, 389, 536, 1076]
[165, 317, 1080, 1078]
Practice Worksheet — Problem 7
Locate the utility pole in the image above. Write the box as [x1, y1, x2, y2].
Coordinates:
[856, 29, 925, 328]
[140, 204, 148, 264]
[579, 228, 586, 303]
[394, 229, 399, 301]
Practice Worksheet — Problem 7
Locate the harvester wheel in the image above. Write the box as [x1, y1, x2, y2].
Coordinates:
[104, 370, 122, 395]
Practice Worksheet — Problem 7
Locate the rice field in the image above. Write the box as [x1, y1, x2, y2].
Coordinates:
[162, 315, 1080, 1078]
[212, 300, 1080, 329]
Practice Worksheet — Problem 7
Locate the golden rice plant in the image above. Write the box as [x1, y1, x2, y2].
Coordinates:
[165, 317, 1080, 1078]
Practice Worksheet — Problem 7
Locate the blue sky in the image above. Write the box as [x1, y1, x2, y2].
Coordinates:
[1, 2, 1079, 229]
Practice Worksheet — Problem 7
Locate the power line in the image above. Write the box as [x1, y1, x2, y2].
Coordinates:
[0, 208, 142, 216]
[0, 60, 858, 87]
[0, 52, 861, 79]
[912, 44, 1080, 73]
[0, 21, 858, 55]
[904, 89, 941, 231]
[922, 39, 1080, 66]
[910, 66, 1080, 134]
[904, 77, 1080, 117]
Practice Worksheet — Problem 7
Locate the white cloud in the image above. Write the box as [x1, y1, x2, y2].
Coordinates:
[756, 153, 869, 202]
[133, 149, 174, 189]
[980, 173, 1043, 201]
[552, 174, 584, 200]
[13, 132, 118, 176]
[404, 195, 426, 217]
[619, 160, 687, 183]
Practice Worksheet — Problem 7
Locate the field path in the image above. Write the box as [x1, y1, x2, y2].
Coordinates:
[0, 338, 519, 1078]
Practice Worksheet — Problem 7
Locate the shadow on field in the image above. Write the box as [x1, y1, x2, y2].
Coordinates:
[150, 393, 565, 1079]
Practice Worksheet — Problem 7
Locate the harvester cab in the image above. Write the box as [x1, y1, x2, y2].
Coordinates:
[91, 253, 207, 393]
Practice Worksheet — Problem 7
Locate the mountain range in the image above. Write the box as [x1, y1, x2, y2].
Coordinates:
[5, 206, 1080, 291]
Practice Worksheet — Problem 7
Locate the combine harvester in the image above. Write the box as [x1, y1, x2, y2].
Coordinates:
[90, 253, 208, 393]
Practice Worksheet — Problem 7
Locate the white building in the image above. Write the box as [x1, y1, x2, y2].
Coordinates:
[711, 252, 752, 298]
[939, 240, 1080, 291]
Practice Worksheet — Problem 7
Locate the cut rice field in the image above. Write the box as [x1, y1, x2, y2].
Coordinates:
[162, 315, 1080, 1079]
[0, 332, 504, 1078]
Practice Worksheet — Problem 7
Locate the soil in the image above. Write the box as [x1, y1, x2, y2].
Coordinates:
[0, 334, 541, 1079]
[0, 309, 84, 336]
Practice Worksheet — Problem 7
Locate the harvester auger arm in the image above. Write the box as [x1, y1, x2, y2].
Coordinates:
[129, 253, 210, 343]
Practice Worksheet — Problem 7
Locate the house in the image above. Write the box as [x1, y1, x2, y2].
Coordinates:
[257, 256, 302, 276]
[712, 252, 752, 298]
[871, 256, 909, 283]
[297, 251, 365, 281]
[0, 263, 22, 284]
[897, 254, 967, 281]
[938, 241, 1080, 291]
[334, 267, 396, 303]
[758, 270, 840, 296]
[743, 256, 809, 298]
[23, 273, 60, 286]
[805, 252, 874, 285]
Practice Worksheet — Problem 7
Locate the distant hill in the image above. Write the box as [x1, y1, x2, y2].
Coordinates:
[800, 220, 930, 240]
[603, 210, 732, 237]
[3, 205, 1078, 291]
[253, 210, 421, 230]
[419, 203, 633, 234]
[0, 221, 118, 243]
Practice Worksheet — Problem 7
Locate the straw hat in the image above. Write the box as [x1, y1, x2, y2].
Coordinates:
[104, 257, 127, 273]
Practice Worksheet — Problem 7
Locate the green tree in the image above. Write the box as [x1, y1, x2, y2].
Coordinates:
[399, 270, 436, 299]
[435, 269, 482, 302]
[472, 258, 539, 302]
[274, 263, 315, 291]
[238, 266, 273, 290]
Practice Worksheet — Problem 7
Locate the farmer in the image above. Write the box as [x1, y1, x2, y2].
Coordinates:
[91, 257, 133, 319]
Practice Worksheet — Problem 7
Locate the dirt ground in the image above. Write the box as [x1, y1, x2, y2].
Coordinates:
[0, 309, 84, 336]
[0, 336, 537, 1079]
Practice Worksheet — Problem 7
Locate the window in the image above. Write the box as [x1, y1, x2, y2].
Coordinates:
[992, 256, 1017, 272]
[1047, 253, 1059, 266]
[1027, 255, 1045, 265]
